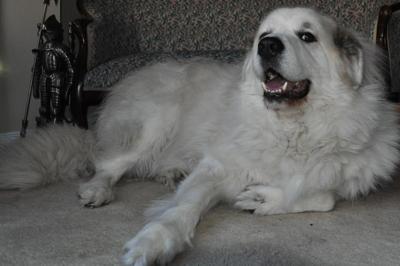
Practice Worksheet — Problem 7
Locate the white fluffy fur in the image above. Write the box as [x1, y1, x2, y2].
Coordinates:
[0, 7, 399, 266]
[0, 126, 95, 189]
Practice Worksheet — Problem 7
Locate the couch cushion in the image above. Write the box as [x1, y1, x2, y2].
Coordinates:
[84, 50, 246, 90]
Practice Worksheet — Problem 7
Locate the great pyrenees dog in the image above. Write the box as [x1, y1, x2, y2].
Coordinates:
[0, 7, 399, 266]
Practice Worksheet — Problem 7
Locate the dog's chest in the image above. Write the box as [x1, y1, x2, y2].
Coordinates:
[227, 121, 314, 168]
[268, 120, 319, 160]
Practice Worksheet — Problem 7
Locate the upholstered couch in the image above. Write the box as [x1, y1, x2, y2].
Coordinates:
[70, 0, 399, 127]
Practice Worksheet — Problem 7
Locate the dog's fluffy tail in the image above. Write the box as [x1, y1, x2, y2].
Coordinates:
[0, 125, 96, 190]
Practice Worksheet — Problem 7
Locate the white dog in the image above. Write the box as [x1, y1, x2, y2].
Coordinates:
[0, 7, 399, 266]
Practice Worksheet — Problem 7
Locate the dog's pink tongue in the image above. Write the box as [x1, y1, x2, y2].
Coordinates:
[265, 79, 285, 91]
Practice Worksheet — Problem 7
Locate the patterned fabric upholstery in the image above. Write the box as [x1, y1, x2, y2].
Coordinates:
[84, 50, 245, 90]
[81, 0, 397, 89]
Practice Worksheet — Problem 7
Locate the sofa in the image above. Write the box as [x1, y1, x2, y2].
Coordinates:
[1, 1, 400, 265]
[70, 0, 400, 127]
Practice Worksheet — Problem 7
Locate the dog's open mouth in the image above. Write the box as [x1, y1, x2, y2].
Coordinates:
[262, 68, 310, 101]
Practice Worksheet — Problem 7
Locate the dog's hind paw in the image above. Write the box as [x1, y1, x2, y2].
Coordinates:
[234, 185, 286, 215]
[154, 169, 185, 190]
[122, 223, 185, 266]
[78, 182, 114, 208]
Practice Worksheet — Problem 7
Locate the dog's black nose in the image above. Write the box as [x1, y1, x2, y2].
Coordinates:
[258, 37, 284, 59]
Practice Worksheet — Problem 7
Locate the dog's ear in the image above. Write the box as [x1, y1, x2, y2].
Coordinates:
[334, 27, 364, 87]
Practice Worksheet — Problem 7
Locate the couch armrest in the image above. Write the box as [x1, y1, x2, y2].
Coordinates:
[77, 0, 141, 70]
[69, 18, 91, 80]
[376, 3, 400, 101]
[376, 3, 400, 49]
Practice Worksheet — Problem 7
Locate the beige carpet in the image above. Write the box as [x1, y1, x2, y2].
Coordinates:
[1, 178, 399, 266]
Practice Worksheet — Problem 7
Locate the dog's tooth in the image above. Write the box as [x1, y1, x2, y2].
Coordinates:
[262, 82, 268, 92]
[282, 82, 288, 91]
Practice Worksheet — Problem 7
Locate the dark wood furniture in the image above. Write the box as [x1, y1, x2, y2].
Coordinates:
[377, 3, 400, 102]
[68, 1, 106, 128]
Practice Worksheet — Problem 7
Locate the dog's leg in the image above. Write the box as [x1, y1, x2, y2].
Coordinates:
[291, 191, 335, 213]
[78, 152, 143, 207]
[122, 157, 226, 266]
[235, 184, 335, 215]
[79, 116, 179, 208]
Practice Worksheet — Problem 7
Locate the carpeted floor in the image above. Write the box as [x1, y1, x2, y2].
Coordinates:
[1, 178, 399, 266]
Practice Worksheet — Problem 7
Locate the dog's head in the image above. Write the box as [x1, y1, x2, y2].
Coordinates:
[245, 7, 367, 110]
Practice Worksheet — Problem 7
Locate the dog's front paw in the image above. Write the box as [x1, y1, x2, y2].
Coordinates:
[122, 223, 185, 266]
[78, 182, 114, 208]
[234, 185, 286, 215]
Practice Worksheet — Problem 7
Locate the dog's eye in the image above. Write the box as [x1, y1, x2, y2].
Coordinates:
[298, 32, 317, 43]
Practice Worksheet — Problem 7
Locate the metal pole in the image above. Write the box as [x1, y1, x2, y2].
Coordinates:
[20, 2, 50, 137]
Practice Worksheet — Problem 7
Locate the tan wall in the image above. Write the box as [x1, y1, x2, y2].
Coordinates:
[0, 0, 60, 133]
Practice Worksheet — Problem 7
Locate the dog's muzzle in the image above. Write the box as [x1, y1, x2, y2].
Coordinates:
[257, 36, 310, 103]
